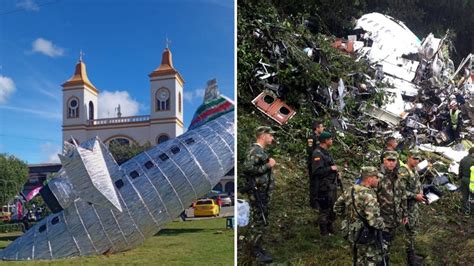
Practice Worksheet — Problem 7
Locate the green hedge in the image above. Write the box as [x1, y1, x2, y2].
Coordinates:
[0, 223, 24, 233]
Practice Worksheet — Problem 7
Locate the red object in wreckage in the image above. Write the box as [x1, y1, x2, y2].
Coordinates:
[25, 186, 42, 202]
[251, 92, 296, 125]
[17, 201, 23, 220]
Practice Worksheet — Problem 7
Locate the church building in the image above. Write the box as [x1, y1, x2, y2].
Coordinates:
[61, 48, 184, 146]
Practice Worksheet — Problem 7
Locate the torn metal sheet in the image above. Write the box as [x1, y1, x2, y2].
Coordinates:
[419, 143, 468, 163]
[360, 103, 402, 126]
[355, 13, 421, 81]
[252, 91, 296, 125]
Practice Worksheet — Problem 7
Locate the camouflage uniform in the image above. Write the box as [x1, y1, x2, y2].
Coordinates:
[399, 163, 421, 252]
[312, 145, 337, 235]
[458, 153, 474, 212]
[242, 143, 275, 253]
[335, 181, 385, 266]
[377, 151, 407, 259]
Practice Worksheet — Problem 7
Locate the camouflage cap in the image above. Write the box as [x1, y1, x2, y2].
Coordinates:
[360, 166, 382, 178]
[319, 131, 332, 142]
[408, 149, 422, 159]
[256, 126, 276, 137]
[383, 150, 399, 160]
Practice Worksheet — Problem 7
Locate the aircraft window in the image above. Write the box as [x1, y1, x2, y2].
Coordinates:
[51, 216, 60, 225]
[39, 224, 47, 233]
[159, 153, 169, 161]
[115, 179, 124, 189]
[130, 171, 139, 179]
[171, 146, 180, 154]
[145, 161, 154, 169]
[185, 138, 195, 145]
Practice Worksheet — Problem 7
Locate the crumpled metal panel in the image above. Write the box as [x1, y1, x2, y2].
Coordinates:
[47, 174, 75, 210]
[0, 111, 234, 260]
[59, 138, 122, 212]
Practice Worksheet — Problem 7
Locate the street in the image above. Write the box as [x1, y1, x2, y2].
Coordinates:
[185, 206, 234, 220]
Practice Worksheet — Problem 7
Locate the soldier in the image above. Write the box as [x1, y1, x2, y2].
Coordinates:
[377, 150, 408, 264]
[379, 136, 398, 164]
[242, 126, 276, 263]
[399, 149, 426, 265]
[334, 166, 385, 265]
[308, 121, 325, 209]
[458, 147, 474, 213]
[312, 131, 339, 236]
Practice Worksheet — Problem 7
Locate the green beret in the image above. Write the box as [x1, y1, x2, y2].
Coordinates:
[361, 166, 381, 178]
[319, 131, 332, 142]
[256, 126, 276, 137]
[383, 150, 399, 160]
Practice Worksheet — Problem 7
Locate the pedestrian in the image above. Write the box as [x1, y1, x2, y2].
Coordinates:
[377, 150, 408, 264]
[458, 147, 474, 214]
[334, 166, 385, 265]
[399, 149, 426, 265]
[312, 131, 339, 236]
[447, 100, 462, 143]
[242, 126, 276, 263]
[308, 121, 325, 209]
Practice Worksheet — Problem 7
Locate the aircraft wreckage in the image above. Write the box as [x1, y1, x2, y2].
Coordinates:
[0, 80, 234, 260]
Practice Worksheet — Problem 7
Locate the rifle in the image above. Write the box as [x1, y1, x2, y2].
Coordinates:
[375, 230, 388, 266]
[336, 171, 344, 193]
[246, 177, 268, 226]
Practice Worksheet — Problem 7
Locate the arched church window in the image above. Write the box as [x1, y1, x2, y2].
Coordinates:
[179, 92, 182, 113]
[88, 101, 94, 120]
[156, 134, 169, 144]
[156, 88, 170, 111]
[67, 97, 79, 118]
[109, 138, 130, 146]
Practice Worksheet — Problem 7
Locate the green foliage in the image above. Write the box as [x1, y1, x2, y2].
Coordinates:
[0, 223, 24, 234]
[0, 154, 29, 206]
[108, 141, 152, 165]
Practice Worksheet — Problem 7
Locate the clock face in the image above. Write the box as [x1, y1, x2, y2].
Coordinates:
[158, 89, 170, 101]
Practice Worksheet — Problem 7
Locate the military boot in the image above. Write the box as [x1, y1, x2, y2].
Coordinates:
[407, 248, 424, 266]
[327, 223, 336, 234]
[319, 224, 329, 236]
[254, 250, 272, 263]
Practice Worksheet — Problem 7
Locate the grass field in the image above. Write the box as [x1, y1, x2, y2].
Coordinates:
[0, 218, 234, 265]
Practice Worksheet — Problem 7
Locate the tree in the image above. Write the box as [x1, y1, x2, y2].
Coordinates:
[108, 141, 153, 165]
[0, 154, 29, 206]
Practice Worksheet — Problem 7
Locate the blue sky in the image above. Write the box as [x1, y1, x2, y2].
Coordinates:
[0, 0, 235, 164]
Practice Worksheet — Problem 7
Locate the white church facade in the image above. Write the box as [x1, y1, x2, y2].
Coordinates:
[61, 48, 184, 146]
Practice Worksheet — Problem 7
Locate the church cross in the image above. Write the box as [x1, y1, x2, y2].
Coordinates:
[79, 50, 85, 61]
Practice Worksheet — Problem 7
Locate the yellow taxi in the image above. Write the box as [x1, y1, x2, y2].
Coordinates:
[193, 199, 220, 217]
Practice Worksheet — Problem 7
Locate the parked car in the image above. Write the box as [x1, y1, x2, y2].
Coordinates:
[194, 199, 220, 217]
[220, 195, 232, 207]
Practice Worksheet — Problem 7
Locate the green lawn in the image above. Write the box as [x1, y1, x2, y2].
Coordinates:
[0, 218, 234, 265]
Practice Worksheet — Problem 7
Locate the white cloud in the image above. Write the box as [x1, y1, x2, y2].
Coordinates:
[31, 38, 64, 57]
[40, 142, 61, 163]
[16, 0, 39, 11]
[0, 75, 16, 104]
[98, 91, 140, 118]
[184, 88, 205, 102]
[0, 105, 61, 120]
